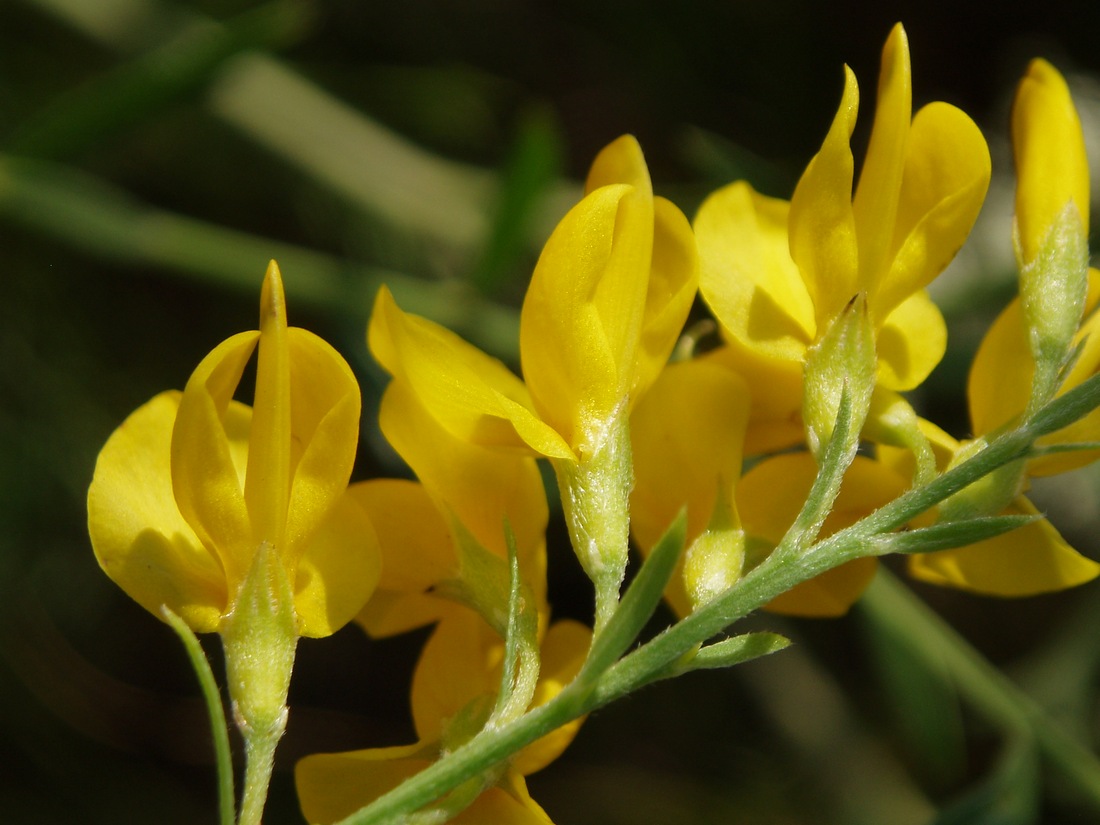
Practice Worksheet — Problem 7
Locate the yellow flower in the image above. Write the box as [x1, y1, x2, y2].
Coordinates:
[87, 261, 380, 637]
[876, 60, 1100, 596]
[368, 134, 696, 463]
[969, 59, 1100, 474]
[296, 609, 591, 825]
[1013, 59, 1089, 266]
[694, 23, 990, 452]
[367, 135, 697, 628]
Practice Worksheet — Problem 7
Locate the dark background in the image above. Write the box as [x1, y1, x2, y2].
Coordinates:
[3, 1, 1100, 822]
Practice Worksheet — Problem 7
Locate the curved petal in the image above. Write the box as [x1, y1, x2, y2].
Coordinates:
[513, 618, 592, 776]
[295, 490, 382, 638]
[348, 479, 455, 637]
[585, 133, 651, 196]
[284, 327, 362, 568]
[876, 288, 947, 390]
[968, 297, 1032, 437]
[632, 196, 699, 402]
[380, 381, 548, 600]
[295, 744, 432, 825]
[1013, 59, 1090, 263]
[738, 453, 907, 615]
[88, 391, 228, 631]
[853, 23, 911, 292]
[171, 331, 259, 588]
[369, 286, 572, 459]
[702, 343, 804, 455]
[875, 102, 990, 319]
[520, 182, 650, 455]
[410, 611, 501, 741]
[696, 181, 815, 361]
[908, 497, 1100, 595]
[789, 65, 860, 330]
[631, 359, 749, 555]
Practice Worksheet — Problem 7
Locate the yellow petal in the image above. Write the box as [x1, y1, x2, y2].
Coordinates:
[513, 618, 591, 776]
[874, 102, 990, 319]
[1013, 59, 1090, 264]
[631, 359, 749, 555]
[171, 330, 260, 588]
[283, 326, 363, 567]
[738, 453, 907, 615]
[632, 196, 699, 401]
[875, 288, 947, 390]
[410, 611, 501, 741]
[379, 381, 548, 595]
[520, 181, 650, 455]
[789, 65, 860, 330]
[908, 497, 1100, 595]
[294, 490, 381, 638]
[968, 296, 1032, 437]
[369, 286, 572, 459]
[585, 133, 652, 196]
[701, 344, 804, 455]
[295, 744, 431, 825]
[88, 391, 228, 631]
[245, 261, 292, 552]
[348, 479, 455, 637]
[696, 181, 815, 361]
[852, 23, 912, 292]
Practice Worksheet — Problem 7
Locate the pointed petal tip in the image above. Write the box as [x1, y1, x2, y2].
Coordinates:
[260, 259, 288, 331]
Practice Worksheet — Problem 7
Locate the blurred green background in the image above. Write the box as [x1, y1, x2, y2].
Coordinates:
[4, 0, 1100, 822]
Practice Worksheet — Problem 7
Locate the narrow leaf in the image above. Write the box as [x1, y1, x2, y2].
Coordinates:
[685, 632, 791, 672]
[874, 514, 1038, 556]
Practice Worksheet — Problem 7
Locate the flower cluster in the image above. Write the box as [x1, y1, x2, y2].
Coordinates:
[86, 23, 1100, 825]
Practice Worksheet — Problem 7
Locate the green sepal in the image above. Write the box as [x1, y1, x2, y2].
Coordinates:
[491, 521, 541, 724]
[579, 510, 686, 683]
[679, 632, 791, 673]
[1020, 202, 1089, 414]
[803, 292, 876, 462]
[871, 514, 1038, 556]
[219, 540, 297, 736]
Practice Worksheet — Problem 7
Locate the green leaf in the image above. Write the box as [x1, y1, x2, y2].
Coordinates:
[931, 736, 1040, 825]
[683, 632, 790, 672]
[8, 0, 313, 160]
[872, 514, 1037, 556]
[161, 607, 235, 825]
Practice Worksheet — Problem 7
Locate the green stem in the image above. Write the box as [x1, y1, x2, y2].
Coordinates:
[859, 570, 1100, 807]
[237, 719, 287, 825]
[337, 381, 1100, 823]
[160, 607, 236, 825]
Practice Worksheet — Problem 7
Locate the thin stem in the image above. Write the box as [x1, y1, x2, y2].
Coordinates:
[337, 383, 1100, 823]
[237, 717, 287, 825]
[161, 607, 236, 825]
